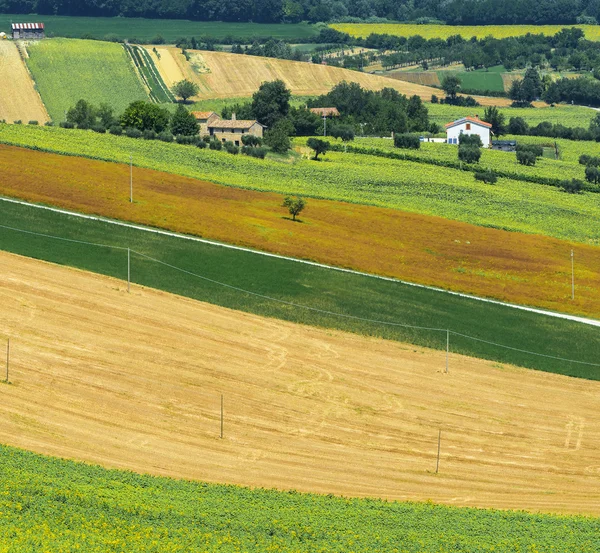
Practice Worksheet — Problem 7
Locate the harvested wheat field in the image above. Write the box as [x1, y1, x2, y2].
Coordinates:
[1, 250, 599, 515]
[0, 42, 48, 124]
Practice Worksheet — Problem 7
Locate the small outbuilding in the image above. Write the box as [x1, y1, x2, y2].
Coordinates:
[492, 139, 517, 152]
[310, 107, 340, 118]
[445, 115, 492, 147]
[11, 23, 45, 40]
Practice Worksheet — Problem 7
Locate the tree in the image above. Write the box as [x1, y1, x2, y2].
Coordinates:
[264, 118, 293, 153]
[458, 144, 481, 163]
[307, 138, 330, 160]
[330, 124, 354, 142]
[441, 75, 461, 99]
[288, 106, 320, 136]
[97, 103, 116, 128]
[66, 99, 96, 128]
[483, 106, 505, 137]
[508, 116, 529, 135]
[121, 101, 171, 132]
[170, 104, 199, 136]
[172, 79, 199, 102]
[282, 195, 306, 221]
[585, 165, 600, 184]
[394, 133, 420, 149]
[516, 150, 536, 166]
[251, 80, 291, 128]
[561, 179, 584, 193]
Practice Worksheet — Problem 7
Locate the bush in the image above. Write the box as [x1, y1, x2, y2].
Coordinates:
[516, 150, 537, 166]
[585, 165, 600, 183]
[474, 170, 498, 184]
[508, 117, 529, 135]
[242, 146, 267, 159]
[196, 140, 207, 149]
[157, 131, 174, 143]
[92, 124, 106, 134]
[109, 125, 123, 136]
[125, 127, 143, 139]
[431, 94, 439, 104]
[175, 134, 199, 145]
[579, 154, 600, 166]
[458, 134, 483, 147]
[142, 129, 157, 140]
[561, 179, 584, 193]
[516, 143, 543, 157]
[13, 120, 22, 125]
[60, 121, 75, 129]
[458, 144, 481, 163]
[394, 133, 420, 150]
[209, 139, 222, 150]
[224, 141, 239, 154]
[330, 124, 355, 142]
[44, 121, 54, 127]
[28, 120, 39, 125]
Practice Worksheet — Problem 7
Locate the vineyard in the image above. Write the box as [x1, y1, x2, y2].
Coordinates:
[25, 39, 149, 122]
[1, 444, 600, 551]
[0, 125, 599, 245]
[331, 23, 600, 41]
[124, 43, 175, 103]
[1, 144, 599, 318]
[1, 200, 599, 378]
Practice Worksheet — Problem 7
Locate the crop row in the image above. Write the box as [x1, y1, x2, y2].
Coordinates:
[124, 44, 175, 104]
[0, 124, 599, 245]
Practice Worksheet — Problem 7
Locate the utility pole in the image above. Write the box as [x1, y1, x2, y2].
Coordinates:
[130, 155, 133, 203]
[571, 249, 575, 300]
[323, 114, 327, 137]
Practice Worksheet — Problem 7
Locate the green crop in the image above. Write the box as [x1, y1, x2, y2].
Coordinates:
[26, 39, 149, 123]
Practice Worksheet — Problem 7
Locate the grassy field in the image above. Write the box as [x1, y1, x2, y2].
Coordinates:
[1, 144, 598, 318]
[26, 39, 148, 122]
[2, 443, 600, 551]
[331, 23, 600, 41]
[436, 66, 506, 93]
[1, 125, 599, 246]
[427, 103, 596, 127]
[0, 199, 598, 378]
[0, 14, 318, 42]
[0, 42, 49, 124]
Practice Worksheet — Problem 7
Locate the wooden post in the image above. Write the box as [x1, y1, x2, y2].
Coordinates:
[435, 430, 441, 474]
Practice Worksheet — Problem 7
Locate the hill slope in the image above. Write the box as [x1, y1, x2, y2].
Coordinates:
[0, 42, 48, 124]
[1, 250, 599, 515]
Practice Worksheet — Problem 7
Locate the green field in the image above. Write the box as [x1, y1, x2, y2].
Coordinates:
[0, 14, 318, 42]
[1, 124, 599, 245]
[26, 39, 148, 122]
[125, 43, 175, 103]
[0, 200, 598, 378]
[331, 23, 600, 41]
[437, 66, 506, 93]
[428, 103, 596, 128]
[1, 443, 598, 552]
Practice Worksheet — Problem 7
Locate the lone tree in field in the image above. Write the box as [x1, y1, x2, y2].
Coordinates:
[441, 75, 461, 100]
[307, 137, 330, 160]
[282, 195, 306, 221]
[172, 79, 199, 102]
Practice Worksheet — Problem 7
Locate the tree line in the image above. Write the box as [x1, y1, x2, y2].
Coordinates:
[2, 0, 600, 25]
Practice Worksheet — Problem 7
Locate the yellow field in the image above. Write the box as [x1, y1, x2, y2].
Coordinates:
[1, 250, 600, 515]
[0, 42, 48, 124]
[331, 23, 600, 41]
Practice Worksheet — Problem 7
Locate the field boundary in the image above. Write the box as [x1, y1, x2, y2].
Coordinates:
[2, 195, 598, 329]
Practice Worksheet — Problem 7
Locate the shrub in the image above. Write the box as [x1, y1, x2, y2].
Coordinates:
[431, 94, 439, 104]
[508, 117, 529, 135]
[458, 144, 481, 163]
[196, 140, 207, 149]
[561, 179, 584, 193]
[175, 134, 199, 145]
[224, 141, 239, 154]
[109, 125, 123, 136]
[242, 134, 263, 147]
[579, 154, 600, 166]
[394, 133, 420, 150]
[516, 143, 543, 157]
[44, 121, 54, 127]
[474, 170, 498, 184]
[60, 121, 75, 129]
[209, 139, 222, 150]
[242, 146, 267, 159]
[13, 120, 22, 125]
[585, 165, 600, 184]
[330, 124, 355, 142]
[143, 129, 157, 140]
[459, 134, 483, 147]
[157, 131, 174, 143]
[516, 150, 536, 166]
[125, 127, 143, 139]
[92, 124, 106, 134]
[28, 120, 39, 125]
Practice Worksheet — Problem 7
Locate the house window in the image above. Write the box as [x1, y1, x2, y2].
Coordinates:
[466, 123, 471, 130]
[231, 128, 234, 132]
[235, 140, 240, 146]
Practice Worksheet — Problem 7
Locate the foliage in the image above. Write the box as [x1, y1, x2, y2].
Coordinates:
[483, 106, 505, 137]
[474, 169, 498, 184]
[509, 68, 543, 102]
[441, 75, 461, 99]
[330, 124, 354, 142]
[264, 119, 293, 153]
[517, 150, 537, 166]
[172, 79, 200, 102]
[242, 134, 263, 147]
[394, 133, 420, 149]
[517, 143, 544, 158]
[170, 104, 199, 136]
[120, 101, 170, 133]
[306, 137, 330, 160]
[288, 106, 321, 136]
[458, 144, 482, 163]
[562, 178, 585, 193]
[251, 80, 291, 129]
[585, 165, 600, 183]
[25, 39, 147, 123]
[66, 99, 96, 128]
[282, 195, 306, 221]
[544, 75, 600, 106]
[459, 134, 483, 147]
[1, 125, 600, 245]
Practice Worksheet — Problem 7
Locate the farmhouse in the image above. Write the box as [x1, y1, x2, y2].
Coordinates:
[191, 111, 220, 135]
[445, 115, 492, 147]
[207, 114, 264, 146]
[11, 23, 45, 40]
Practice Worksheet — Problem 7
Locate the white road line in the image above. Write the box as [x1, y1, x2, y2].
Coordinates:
[1, 195, 599, 328]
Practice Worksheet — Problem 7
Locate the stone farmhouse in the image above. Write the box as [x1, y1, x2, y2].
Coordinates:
[193, 112, 264, 146]
[11, 23, 45, 40]
[445, 115, 492, 147]
[191, 111, 220, 135]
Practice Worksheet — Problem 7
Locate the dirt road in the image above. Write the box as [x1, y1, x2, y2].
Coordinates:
[0, 250, 598, 515]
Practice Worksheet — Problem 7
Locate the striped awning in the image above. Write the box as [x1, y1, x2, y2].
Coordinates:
[11, 23, 45, 30]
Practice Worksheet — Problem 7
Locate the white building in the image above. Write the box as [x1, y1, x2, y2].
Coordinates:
[445, 116, 492, 147]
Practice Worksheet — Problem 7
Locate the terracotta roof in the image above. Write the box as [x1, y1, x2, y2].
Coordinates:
[445, 116, 492, 129]
[12, 23, 44, 30]
[191, 111, 218, 120]
[310, 107, 340, 117]
[208, 119, 263, 129]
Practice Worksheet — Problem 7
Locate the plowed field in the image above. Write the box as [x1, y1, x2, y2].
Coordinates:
[1, 250, 599, 515]
[0, 42, 48, 124]
[0, 144, 598, 319]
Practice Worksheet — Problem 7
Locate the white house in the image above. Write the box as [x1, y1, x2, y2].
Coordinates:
[445, 116, 492, 147]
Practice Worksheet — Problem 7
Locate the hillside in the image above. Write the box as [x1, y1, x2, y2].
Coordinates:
[0, 42, 48, 124]
[1, 249, 599, 514]
[147, 47, 492, 103]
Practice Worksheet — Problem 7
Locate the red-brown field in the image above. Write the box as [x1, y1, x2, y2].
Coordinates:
[0, 144, 598, 318]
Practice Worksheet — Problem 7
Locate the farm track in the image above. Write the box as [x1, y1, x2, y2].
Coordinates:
[0, 42, 48, 124]
[1, 250, 599, 515]
[0, 144, 598, 319]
